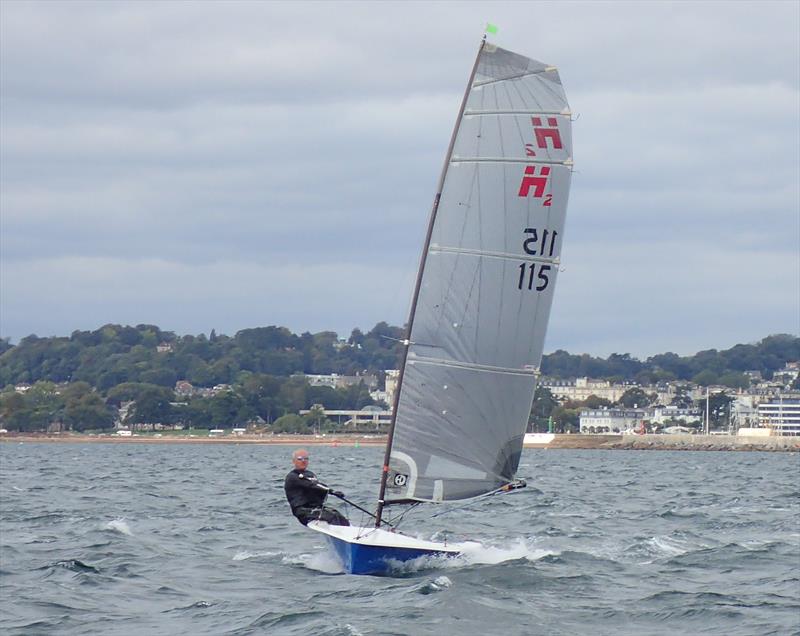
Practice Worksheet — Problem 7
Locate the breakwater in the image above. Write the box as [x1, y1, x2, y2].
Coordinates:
[527, 433, 799, 452]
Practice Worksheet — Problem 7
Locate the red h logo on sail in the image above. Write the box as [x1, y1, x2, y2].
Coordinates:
[532, 117, 563, 150]
[518, 165, 550, 198]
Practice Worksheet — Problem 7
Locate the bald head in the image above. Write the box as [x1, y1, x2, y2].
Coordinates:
[292, 448, 310, 470]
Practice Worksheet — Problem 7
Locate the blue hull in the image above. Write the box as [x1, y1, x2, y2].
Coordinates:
[324, 533, 456, 575]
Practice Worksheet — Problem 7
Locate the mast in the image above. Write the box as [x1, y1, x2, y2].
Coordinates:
[374, 38, 487, 527]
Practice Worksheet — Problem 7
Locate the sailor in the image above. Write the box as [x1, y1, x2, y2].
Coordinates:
[284, 448, 350, 526]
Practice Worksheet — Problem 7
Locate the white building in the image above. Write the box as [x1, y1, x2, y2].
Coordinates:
[649, 406, 702, 426]
[542, 377, 627, 403]
[299, 405, 391, 429]
[773, 363, 800, 388]
[579, 408, 646, 433]
[757, 396, 800, 436]
[298, 373, 378, 390]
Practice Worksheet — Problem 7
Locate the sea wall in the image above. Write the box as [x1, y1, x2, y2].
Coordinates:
[525, 434, 800, 452]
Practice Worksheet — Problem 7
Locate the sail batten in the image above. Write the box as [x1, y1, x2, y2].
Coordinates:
[382, 42, 572, 507]
[451, 157, 572, 164]
[464, 109, 570, 115]
[430, 244, 560, 265]
[408, 355, 539, 376]
[473, 69, 556, 87]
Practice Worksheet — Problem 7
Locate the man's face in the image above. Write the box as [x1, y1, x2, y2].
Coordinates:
[293, 452, 309, 470]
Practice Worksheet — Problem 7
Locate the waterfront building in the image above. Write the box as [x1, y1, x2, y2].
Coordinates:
[296, 373, 378, 391]
[730, 395, 759, 429]
[299, 405, 391, 430]
[757, 395, 800, 436]
[649, 406, 702, 426]
[384, 370, 400, 406]
[579, 408, 646, 433]
[542, 377, 627, 403]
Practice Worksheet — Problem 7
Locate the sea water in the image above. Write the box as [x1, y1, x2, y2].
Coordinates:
[0, 443, 797, 636]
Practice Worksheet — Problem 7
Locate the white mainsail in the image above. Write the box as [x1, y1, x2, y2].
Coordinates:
[381, 42, 573, 507]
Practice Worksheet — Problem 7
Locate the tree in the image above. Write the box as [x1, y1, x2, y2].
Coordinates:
[698, 392, 734, 430]
[670, 384, 694, 408]
[239, 373, 282, 423]
[550, 405, 580, 433]
[691, 370, 718, 387]
[529, 387, 558, 431]
[617, 387, 652, 408]
[583, 395, 613, 409]
[339, 382, 374, 410]
[278, 376, 308, 415]
[0, 338, 12, 355]
[305, 404, 330, 434]
[718, 372, 750, 390]
[128, 386, 174, 427]
[206, 392, 251, 428]
[64, 392, 114, 431]
[272, 413, 306, 433]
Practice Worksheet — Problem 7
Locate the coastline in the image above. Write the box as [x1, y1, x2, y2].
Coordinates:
[1, 432, 797, 451]
[0, 433, 386, 446]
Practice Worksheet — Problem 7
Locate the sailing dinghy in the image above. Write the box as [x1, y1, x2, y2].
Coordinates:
[309, 38, 573, 575]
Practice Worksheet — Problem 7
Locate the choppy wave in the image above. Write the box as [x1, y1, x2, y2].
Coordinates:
[1, 444, 798, 636]
[104, 518, 133, 536]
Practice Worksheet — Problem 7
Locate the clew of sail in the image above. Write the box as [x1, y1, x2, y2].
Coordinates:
[385, 43, 573, 504]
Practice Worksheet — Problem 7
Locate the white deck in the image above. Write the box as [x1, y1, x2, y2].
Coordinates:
[307, 521, 463, 553]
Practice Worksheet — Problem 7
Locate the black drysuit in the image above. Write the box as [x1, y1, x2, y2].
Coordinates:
[284, 468, 349, 526]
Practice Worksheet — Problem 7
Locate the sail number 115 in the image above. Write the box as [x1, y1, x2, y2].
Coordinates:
[517, 227, 557, 292]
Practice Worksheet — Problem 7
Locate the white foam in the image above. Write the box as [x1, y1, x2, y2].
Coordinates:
[646, 535, 689, 557]
[284, 551, 344, 574]
[232, 550, 282, 561]
[456, 537, 557, 565]
[431, 575, 452, 588]
[389, 537, 556, 573]
[105, 518, 133, 536]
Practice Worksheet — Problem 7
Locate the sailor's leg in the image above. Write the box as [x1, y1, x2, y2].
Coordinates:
[319, 506, 350, 526]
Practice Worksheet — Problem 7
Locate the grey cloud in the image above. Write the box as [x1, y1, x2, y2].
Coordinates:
[1, 1, 797, 355]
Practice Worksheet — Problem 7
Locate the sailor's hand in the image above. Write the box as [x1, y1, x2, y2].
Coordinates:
[331, 490, 345, 498]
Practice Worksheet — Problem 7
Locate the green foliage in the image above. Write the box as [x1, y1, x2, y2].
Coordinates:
[541, 335, 799, 383]
[0, 322, 405, 389]
[0, 324, 796, 433]
[698, 391, 734, 429]
[717, 372, 750, 390]
[0, 380, 114, 432]
[617, 387, 654, 408]
[550, 405, 580, 433]
[529, 387, 558, 431]
[583, 395, 614, 409]
[272, 413, 306, 433]
[127, 385, 174, 426]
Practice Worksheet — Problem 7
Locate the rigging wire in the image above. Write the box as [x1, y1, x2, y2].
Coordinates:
[428, 481, 527, 520]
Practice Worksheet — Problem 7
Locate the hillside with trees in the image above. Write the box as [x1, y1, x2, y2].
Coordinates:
[0, 324, 797, 434]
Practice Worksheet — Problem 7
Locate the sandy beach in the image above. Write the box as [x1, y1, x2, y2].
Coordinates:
[0, 432, 386, 446]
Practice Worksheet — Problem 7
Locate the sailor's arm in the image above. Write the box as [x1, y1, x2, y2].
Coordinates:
[293, 472, 331, 492]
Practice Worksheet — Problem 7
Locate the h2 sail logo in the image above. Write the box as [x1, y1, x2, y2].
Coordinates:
[524, 116, 564, 157]
[519, 116, 563, 206]
[518, 165, 551, 202]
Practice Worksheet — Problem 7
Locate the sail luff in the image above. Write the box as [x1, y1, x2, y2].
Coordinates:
[374, 38, 487, 528]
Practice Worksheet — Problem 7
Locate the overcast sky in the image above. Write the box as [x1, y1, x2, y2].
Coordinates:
[1, 1, 798, 358]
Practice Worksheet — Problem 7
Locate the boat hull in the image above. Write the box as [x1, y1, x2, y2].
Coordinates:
[307, 521, 461, 575]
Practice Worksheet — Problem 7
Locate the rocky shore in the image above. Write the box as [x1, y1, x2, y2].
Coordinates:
[534, 433, 800, 452]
